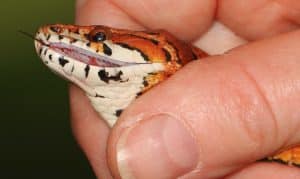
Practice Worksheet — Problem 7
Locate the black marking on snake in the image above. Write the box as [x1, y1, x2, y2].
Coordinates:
[115, 109, 123, 117]
[84, 65, 90, 78]
[103, 43, 112, 56]
[58, 57, 69, 67]
[143, 77, 149, 87]
[128, 34, 159, 45]
[145, 31, 160, 36]
[84, 34, 89, 40]
[136, 92, 143, 97]
[140, 52, 150, 62]
[162, 48, 171, 62]
[58, 35, 63, 40]
[167, 40, 181, 64]
[50, 26, 60, 33]
[148, 72, 157, 75]
[71, 65, 75, 73]
[116, 43, 134, 50]
[95, 93, 105, 98]
[43, 49, 48, 56]
[116, 43, 150, 61]
[70, 39, 78, 43]
[98, 70, 124, 83]
[46, 34, 51, 41]
[86, 42, 91, 47]
[48, 54, 52, 60]
[38, 48, 43, 55]
[72, 29, 79, 34]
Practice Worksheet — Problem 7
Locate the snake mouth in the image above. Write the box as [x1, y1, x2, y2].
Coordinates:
[48, 42, 132, 67]
[33, 28, 153, 68]
[37, 41, 150, 68]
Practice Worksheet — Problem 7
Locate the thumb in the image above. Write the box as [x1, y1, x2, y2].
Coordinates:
[107, 30, 300, 178]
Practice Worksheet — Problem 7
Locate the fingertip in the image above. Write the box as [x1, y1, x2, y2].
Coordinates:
[110, 0, 217, 41]
[75, 0, 143, 29]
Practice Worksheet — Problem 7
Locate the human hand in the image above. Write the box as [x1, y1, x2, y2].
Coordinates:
[70, 0, 300, 178]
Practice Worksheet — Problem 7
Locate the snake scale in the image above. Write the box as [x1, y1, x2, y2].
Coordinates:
[34, 24, 300, 168]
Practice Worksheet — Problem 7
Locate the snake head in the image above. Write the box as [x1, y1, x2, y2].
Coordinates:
[34, 24, 205, 126]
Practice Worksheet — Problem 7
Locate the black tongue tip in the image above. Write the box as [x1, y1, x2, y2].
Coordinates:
[19, 30, 36, 40]
[19, 30, 48, 46]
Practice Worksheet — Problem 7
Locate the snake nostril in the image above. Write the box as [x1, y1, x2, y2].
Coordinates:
[49, 26, 62, 33]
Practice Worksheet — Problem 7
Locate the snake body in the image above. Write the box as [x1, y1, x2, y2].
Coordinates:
[35, 24, 300, 167]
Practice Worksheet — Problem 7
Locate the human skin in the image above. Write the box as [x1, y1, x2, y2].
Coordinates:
[70, 0, 300, 178]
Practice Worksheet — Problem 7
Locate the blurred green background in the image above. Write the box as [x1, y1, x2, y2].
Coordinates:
[1, 1, 96, 178]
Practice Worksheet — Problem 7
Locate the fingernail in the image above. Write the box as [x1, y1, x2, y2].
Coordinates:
[117, 114, 198, 179]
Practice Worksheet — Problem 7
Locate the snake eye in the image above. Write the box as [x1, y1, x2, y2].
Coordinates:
[91, 32, 106, 42]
